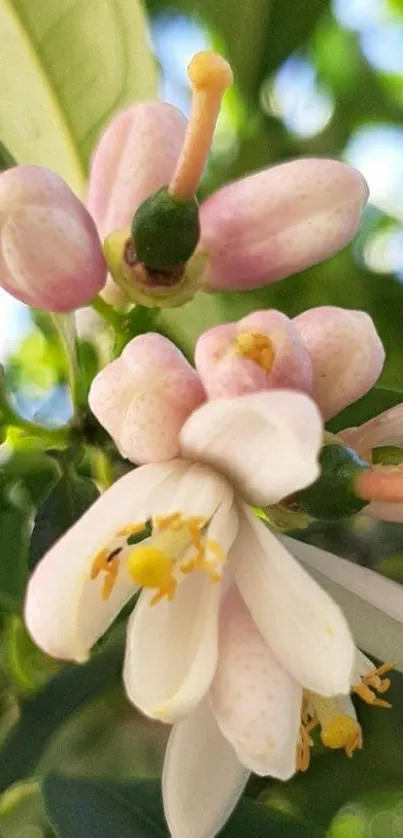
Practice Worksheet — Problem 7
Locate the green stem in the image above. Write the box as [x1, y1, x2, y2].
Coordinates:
[91, 295, 126, 330]
[50, 314, 81, 411]
[1, 403, 70, 445]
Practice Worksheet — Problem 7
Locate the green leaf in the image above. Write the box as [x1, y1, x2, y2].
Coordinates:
[0, 779, 52, 838]
[328, 386, 403, 434]
[0, 138, 16, 170]
[0, 629, 124, 792]
[0, 0, 157, 194]
[0, 504, 31, 611]
[29, 472, 99, 570]
[3, 616, 60, 694]
[43, 775, 323, 838]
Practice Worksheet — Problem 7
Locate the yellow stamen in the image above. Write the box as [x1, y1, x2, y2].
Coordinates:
[169, 51, 233, 200]
[235, 332, 275, 373]
[90, 548, 121, 601]
[353, 662, 395, 708]
[297, 719, 318, 772]
[296, 695, 318, 772]
[320, 714, 363, 757]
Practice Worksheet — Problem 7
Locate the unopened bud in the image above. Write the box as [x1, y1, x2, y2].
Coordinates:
[0, 166, 106, 312]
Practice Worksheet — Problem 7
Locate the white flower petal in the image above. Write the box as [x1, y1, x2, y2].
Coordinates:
[24, 462, 186, 662]
[180, 391, 323, 506]
[211, 587, 301, 778]
[163, 700, 249, 838]
[165, 462, 234, 520]
[285, 535, 403, 673]
[123, 572, 221, 723]
[341, 403, 403, 458]
[232, 508, 355, 695]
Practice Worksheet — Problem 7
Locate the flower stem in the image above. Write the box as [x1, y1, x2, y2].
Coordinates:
[1, 402, 70, 445]
[91, 295, 126, 330]
[50, 314, 81, 411]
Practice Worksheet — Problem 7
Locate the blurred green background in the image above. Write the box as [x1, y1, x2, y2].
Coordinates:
[2, 0, 403, 835]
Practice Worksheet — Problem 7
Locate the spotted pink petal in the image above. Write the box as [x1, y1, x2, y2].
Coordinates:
[87, 102, 187, 239]
[0, 166, 106, 312]
[211, 587, 301, 778]
[294, 306, 385, 419]
[200, 159, 368, 291]
[89, 333, 205, 464]
[195, 309, 313, 399]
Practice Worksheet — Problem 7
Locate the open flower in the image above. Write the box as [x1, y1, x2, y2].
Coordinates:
[24, 385, 403, 838]
[89, 52, 368, 308]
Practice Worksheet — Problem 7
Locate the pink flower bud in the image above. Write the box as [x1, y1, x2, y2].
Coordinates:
[294, 307, 385, 420]
[88, 333, 205, 464]
[87, 103, 187, 239]
[0, 166, 106, 312]
[199, 159, 368, 291]
[195, 310, 313, 399]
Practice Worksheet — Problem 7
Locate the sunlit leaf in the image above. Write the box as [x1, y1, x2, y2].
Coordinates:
[0, 0, 157, 194]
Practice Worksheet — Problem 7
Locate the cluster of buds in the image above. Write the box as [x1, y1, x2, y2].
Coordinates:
[0, 52, 367, 313]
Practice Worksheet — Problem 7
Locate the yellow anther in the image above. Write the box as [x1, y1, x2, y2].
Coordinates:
[127, 546, 174, 589]
[90, 548, 121, 601]
[169, 51, 233, 200]
[188, 51, 233, 92]
[154, 512, 183, 531]
[297, 719, 318, 772]
[235, 332, 275, 373]
[320, 715, 363, 757]
[353, 662, 395, 709]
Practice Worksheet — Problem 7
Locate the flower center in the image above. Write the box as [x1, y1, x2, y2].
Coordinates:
[234, 332, 274, 372]
[297, 662, 394, 772]
[90, 512, 226, 606]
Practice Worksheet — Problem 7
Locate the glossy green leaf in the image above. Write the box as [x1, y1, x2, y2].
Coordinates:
[29, 472, 99, 570]
[328, 386, 403, 434]
[0, 504, 31, 611]
[0, 629, 124, 793]
[43, 775, 323, 838]
[0, 0, 157, 194]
